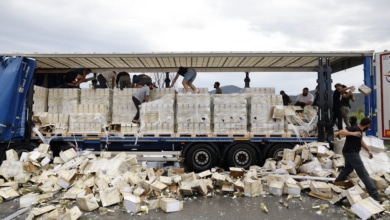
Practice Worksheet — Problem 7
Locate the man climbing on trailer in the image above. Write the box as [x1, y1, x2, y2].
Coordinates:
[131, 82, 155, 124]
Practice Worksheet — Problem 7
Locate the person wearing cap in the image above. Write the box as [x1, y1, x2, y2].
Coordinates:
[295, 87, 314, 108]
[333, 83, 354, 130]
[214, 82, 223, 94]
[170, 66, 199, 93]
[334, 117, 382, 202]
[131, 82, 155, 124]
[280, 90, 292, 106]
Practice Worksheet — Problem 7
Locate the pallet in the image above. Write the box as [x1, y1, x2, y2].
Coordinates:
[66, 132, 105, 137]
[250, 133, 287, 138]
[176, 133, 214, 138]
[119, 133, 138, 137]
[31, 132, 67, 137]
[138, 133, 176, 137]
[213, 133, 250, 138]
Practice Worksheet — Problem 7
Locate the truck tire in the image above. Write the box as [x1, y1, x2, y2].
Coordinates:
[266, 143, 293, 160]
[50, 142, 75, 157]
[10, 142, 38, 158]
[0, 144, 6, 165]
[185, 143, 217, 172]
[226, 143, 258, 169]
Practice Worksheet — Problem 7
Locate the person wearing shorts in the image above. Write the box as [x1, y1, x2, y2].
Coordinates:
[170, 66, 199, 93]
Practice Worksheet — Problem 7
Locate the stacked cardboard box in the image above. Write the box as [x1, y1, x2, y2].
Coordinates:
[140, 94, 175, 134]
[250, 94, 284, 136]
[32, 86, 48, 113]
[213, 94, 248, 134]
[111, 88, 139, 134]
[284, 106, 318, 137]
[176, 94, 211, 134]
[47, 88, 79, 114]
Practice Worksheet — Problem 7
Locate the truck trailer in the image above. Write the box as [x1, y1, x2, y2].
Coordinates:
[0, 51, 388, 172]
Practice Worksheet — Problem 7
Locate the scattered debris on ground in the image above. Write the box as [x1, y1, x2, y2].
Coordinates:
[1, 138, 389, 220]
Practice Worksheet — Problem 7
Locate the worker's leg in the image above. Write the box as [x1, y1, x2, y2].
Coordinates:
[348, 153, 379, 199]
[183, 69, 197, 92]
[334, 153, 354, 182]
[96, 75, 108, 88]
[341, 107, 351, 127]
[182, 80, 190, 92]
[187, 82, 197, 92]
[132, 96, 142, 123]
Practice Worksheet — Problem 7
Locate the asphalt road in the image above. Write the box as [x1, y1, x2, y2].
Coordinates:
[1, 191, 388, 220]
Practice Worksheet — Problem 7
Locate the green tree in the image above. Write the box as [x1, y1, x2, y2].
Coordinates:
[351, 108, 365, 122]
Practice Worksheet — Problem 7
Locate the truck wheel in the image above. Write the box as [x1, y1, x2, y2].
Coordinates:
[266, 143, 293, 160]
[227, 143, 257, 169]
[50, 142, 75, 157]
[185, 143, 217, 172]
[0, 144, 6, 164]
[11, 143, 38, 158]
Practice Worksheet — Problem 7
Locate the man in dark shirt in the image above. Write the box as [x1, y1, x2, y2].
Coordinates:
[132, 74, 152, 88]
[280, 90, 291, 105]
[116, 72, 131, 90]
[333, 83, 353, 130]
[63, 68, 92, 88]
[214, 82, 223, 94]
[334, 117, 381, 202]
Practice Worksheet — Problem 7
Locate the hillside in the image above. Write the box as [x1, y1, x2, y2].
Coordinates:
[209, 85, 242, 94]
[210, 86, 365, 114]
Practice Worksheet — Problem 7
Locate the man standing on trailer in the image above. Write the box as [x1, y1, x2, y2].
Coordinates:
[131, 82, 155, 124]
[170, 66, 199, 93]
[214, 82, 223, 94]
[333, 83, 354, 130]
[280, 90, 292, 105]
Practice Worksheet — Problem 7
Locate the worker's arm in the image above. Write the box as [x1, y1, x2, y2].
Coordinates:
[170, 73, 180, 88]
[111, 76, 115, 88]
[305, 100, 313, 105]
[145, 95, 150, 102]
[338, 129, 361, 137]
[361, 139, 373, 159]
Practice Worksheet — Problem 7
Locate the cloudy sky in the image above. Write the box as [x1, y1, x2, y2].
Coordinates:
[1, 0, 389, 94]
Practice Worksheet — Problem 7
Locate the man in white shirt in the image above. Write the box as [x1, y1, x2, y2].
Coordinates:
[295, 87, 314, 108]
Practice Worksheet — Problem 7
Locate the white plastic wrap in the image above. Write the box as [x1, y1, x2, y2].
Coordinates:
[139, 94, 175, 134]
[48, 88, 79, 113]
[212, 94, 247, 134]
[176, 94, 211, 134]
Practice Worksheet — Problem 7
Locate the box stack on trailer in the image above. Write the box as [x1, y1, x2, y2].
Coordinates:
[32, 86, 48, 113]
[67, 89, 111, 135]
[250, 93, 285, 137]
[31, 87, 319, 138]
[139, 89, 176, 135]
[111, 88, 140, 135]
[176, 93, 211, 136]
[212, 93, 248, 136]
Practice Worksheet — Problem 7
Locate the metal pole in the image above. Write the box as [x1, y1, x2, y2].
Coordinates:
[244, 72, 250, 88]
